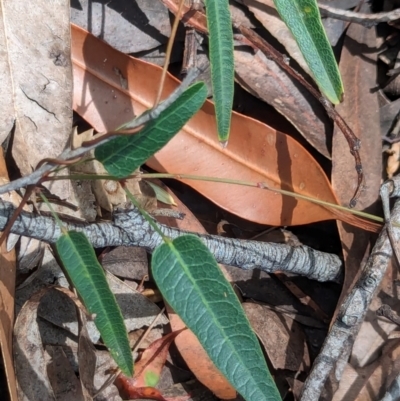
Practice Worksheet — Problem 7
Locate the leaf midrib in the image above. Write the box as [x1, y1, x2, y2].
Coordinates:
[62, 233, 127, 358]
[165, 236, 271, 399]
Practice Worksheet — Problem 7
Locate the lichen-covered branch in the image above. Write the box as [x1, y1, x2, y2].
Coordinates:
[0, 200, 342, 282]
[319, 4, 400, 26]
[300, 179, 400, 400]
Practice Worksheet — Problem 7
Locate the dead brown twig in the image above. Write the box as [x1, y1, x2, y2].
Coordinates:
[235, 25, 364, 208]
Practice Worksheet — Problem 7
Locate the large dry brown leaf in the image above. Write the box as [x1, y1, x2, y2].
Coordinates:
[331, 0, 382, 349]
[0, 0, 72, 199]
[329, 8, 383, 397]
[71, 24, 380, 230]
[332, 3, 381, 283]
[0, 148, 17, 401]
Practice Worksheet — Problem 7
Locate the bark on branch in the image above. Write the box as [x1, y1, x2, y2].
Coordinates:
[0, 200, 343, 282]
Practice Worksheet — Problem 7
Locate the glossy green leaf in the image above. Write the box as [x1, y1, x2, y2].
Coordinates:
[56, 231, 133, 376]
[273, 0, 343, 104]
[95, 82, 207, 178]
[205, 0, 234, 143]
[152, 235, 281, 401]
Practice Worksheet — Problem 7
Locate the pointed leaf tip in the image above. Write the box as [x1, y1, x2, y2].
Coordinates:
[56, 231, 133, 376]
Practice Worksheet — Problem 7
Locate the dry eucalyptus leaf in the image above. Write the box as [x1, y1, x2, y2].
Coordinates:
[46, 345, 86, 401]
[1, 0, 72, 199]
[15, 246, 69, 315]
[333, 340, 400, 401]
[77, 308, 97, 400]
[234, 48, 331, 158]
[71, 0, 171, 54]
[37, 272, 168, 343]
[243, 302, 310, 372]
[331, 5, 382, 376]
[102, 246, 149, 280]
[14, 289, 56, 401]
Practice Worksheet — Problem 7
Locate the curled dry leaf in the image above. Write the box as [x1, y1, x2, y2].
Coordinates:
[71, 24, 379, 231]
[114, 329, 186, 396]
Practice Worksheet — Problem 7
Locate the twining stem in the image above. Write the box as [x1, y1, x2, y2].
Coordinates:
[153, 0, 186, 106]
[43, 171, 384, 230]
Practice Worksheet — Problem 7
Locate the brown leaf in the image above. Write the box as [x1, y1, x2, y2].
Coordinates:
[14, 288, 56, 401]
[243, 302, 310, 373]
[333, 339, 400, 401]
[234, 48, 331, 158]
[115, 385, 189, 401]
[71, 0, 171, 54]
[331, 3, 381, 321]
[0, 148, 17, 401]
[134, 329, 185, 388]
[71, 24, 379, 231]
[329, 10, 383, 395]
[1, 0, 72, 199]
[46, 345, 86, 401]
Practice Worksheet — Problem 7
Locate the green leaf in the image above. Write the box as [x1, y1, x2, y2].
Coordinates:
[205, 0, 234, 143]
[95, 82, 207, 178]
[152, 235, 281, 401]
[273, 0, 343, 104]
[56, 231, 133, 376]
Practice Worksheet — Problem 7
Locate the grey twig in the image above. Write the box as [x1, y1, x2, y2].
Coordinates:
[300, 177, 400, 401]
[0, 200, 342, 282]
[0, 68, 200, 196]
[319, 4, 400, 26]
[376, 304, 400, 326]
